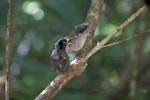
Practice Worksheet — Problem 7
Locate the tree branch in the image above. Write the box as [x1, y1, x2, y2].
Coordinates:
[83, 5, 148, 61]
[76, 0, 104, 58]
[35, 3, 148, 100]
[101, 28, 150, 48]
[4, 0, 11, 100]
[35, 0, 104, 100]
[105, 14, 147, 100]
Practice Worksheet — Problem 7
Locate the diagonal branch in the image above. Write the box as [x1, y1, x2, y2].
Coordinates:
[35, 3, 148, 100]
[35, 0, 104, 100]
[83, 5, 148, 61]
[101, 28, 150, 48]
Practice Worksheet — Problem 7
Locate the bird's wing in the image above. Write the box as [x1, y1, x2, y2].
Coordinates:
[50, 50, 60, 67]
[59, 51, 69, 68]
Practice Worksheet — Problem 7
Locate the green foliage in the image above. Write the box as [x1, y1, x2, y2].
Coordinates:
[0, 0, 150, 100]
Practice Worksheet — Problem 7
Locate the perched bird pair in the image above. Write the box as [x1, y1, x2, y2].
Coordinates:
[50, 22, 89, 73]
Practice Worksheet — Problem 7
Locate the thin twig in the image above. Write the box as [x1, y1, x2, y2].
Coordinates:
[5, 0, 11, 100]
[102, 29, 150, 48]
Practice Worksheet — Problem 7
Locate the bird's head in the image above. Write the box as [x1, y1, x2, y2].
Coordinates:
[74, 22, 89, 33]
[55, 38, 69, 50]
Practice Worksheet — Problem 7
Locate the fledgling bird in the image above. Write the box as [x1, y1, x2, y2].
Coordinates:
[64, 22, 89, 53]
[50, 38, 69, 74]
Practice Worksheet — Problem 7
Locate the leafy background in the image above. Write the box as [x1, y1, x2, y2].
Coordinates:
[0, 0, 150, 100]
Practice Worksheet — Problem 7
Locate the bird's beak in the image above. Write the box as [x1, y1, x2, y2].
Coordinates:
[67, 41, 71, 44]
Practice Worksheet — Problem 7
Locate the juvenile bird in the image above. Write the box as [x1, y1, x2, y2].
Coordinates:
[50, 38, 69, 74]
[65, 22, 89, 53]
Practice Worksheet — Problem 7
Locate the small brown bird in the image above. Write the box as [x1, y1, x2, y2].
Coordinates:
[65, 22, 89, 53]
[50, 38, 69, 74]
